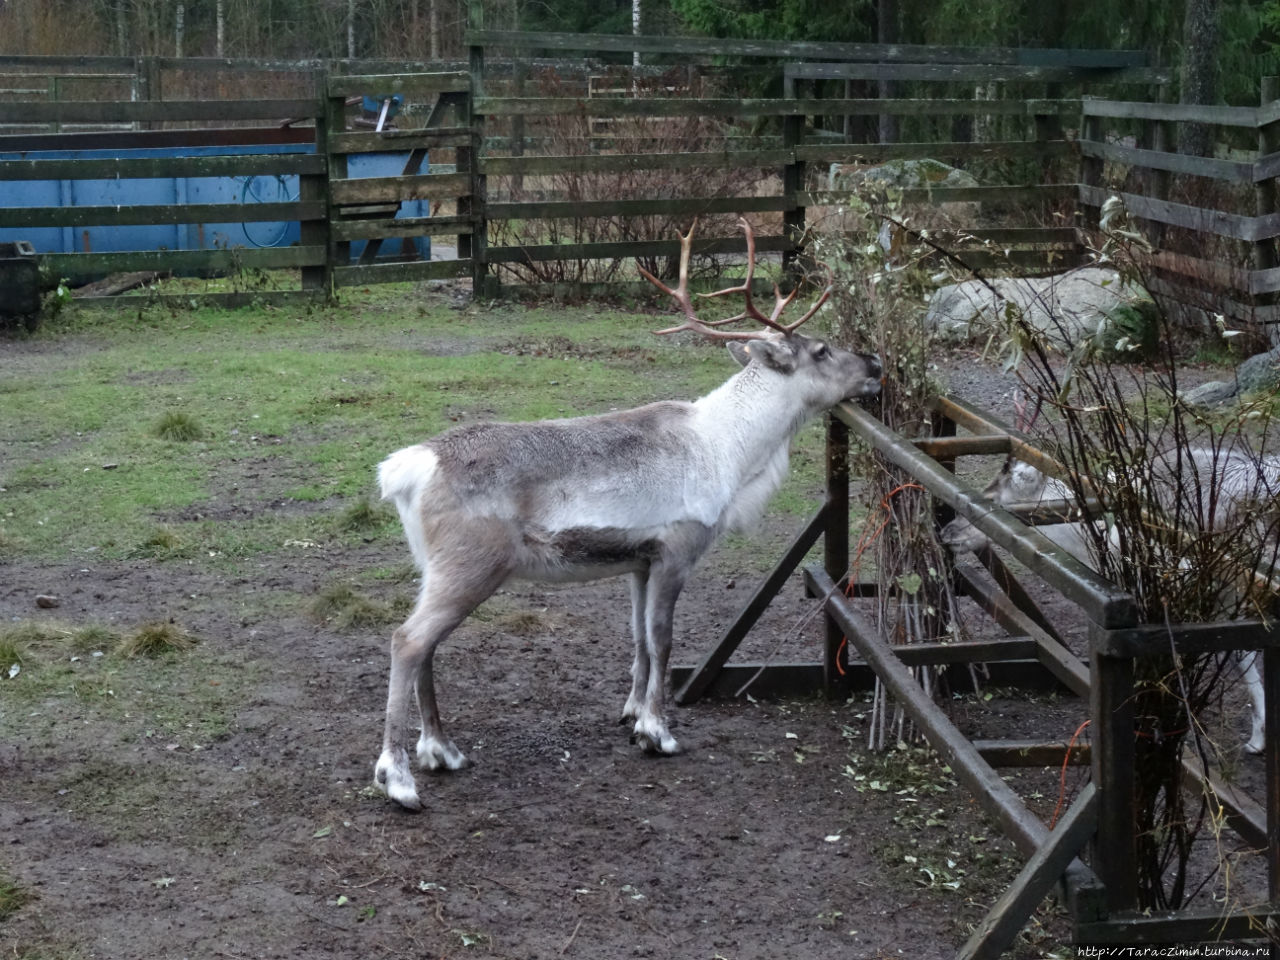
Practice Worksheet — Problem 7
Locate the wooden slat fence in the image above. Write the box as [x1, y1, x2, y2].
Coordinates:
[0, 35, 1276, 331]
[1076, 89, 1280, 324]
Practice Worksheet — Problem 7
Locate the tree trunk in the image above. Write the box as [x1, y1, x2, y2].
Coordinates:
[174, 2, 184, 57]
[216, 0, 225, 56]
[1178, 0, 1220, 157]
[347, 0, 356, 58]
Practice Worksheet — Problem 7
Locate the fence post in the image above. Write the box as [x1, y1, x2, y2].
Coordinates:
[781, 72, 805, 283]
[1090, 630, 1137, 913]
[302, 66, 333, 298]
[823, 414, 850, 691]
[322, 67, 350, 283]
[464, 0, 490, 298]
[1078, 104, 1104, 235]
[1255, 78, 1280, 308]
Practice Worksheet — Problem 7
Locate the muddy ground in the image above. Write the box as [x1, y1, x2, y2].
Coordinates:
[0, 312, 1271, 960]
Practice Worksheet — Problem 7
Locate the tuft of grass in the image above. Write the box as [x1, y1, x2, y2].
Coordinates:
[335, 499, 391, 535]
[309, 582, 393, 630]
[116, 621, 196, 658]
[130, 524, 187, 559]
[0, 872, 33, 921]
[67, 624, 122, 655]
[0, 635, 25, 672]
[152, 410, 205, 442]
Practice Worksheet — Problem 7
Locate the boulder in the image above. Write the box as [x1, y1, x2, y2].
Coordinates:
[924, 266, 1154, 349]
[1235, 345, 1280, 396]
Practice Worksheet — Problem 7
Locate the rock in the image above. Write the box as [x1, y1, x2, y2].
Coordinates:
[1180, 380, 1238, 409]
[828, 158, 979, 193]
[1235, 346, 1280, 396]
[924, 266, 1153, 349]
[35, 594, 60, 609]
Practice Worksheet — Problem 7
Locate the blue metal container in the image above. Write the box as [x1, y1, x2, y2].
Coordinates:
[0, 142, 430, 262]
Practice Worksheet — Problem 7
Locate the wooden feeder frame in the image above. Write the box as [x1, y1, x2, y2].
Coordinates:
[671, 395, 1280, 958]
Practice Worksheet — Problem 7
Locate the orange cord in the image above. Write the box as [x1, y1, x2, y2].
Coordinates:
[1050, 719, 1091, 829]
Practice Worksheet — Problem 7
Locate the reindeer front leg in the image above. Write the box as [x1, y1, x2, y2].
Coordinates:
[622, 570, 650, 724]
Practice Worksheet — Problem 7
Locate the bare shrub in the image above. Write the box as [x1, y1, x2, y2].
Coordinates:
[812, 193, 962, 751]
[488, 67, 775, 288]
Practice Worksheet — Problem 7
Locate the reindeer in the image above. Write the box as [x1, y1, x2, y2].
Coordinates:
[372, 219, 883, 810]
[940, 398, 1280, 754]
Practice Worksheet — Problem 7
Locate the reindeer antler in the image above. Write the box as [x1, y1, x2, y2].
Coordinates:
[639, 217, 832, 341]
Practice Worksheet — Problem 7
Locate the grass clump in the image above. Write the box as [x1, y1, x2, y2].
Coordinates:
[152, 410, 205, 442]
[116, 621, 196, 658]
[0, 871, 33, 921]
[130, 524, 187, 559]
[335, 499, 392, 535]
[309, 582, 394, 630]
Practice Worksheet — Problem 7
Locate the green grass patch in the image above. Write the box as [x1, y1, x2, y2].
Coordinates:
[0, 870, 33, 921]
[4, 292, 797, 564]
[152, 410, 205, 442]
[309, 581, 401, 630]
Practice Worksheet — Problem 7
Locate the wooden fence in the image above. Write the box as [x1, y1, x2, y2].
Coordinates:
[674, 397, 1280, 956]
[0, 30, 1276, 329]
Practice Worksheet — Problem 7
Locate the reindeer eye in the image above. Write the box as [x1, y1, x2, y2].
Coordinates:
[814, 344, 830, 360]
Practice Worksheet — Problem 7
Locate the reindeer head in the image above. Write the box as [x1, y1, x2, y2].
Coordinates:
[640, 218, 882, 404]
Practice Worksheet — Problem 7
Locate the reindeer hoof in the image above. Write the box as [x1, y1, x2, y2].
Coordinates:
[417, 733, 471, 772]
[633, 718, 681, 756]
[374, 749, 423, 811]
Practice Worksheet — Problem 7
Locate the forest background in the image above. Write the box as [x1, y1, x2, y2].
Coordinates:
[1, 0, 1278, 119]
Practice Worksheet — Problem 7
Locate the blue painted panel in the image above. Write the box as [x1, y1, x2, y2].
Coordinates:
[0, 143, 430, 262]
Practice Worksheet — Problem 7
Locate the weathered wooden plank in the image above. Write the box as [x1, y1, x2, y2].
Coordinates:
[1179, 755, 1268, 850]
[789, 61, 1165, 84]
[972, 739, 1091, 767]
[332, 258, 471, 286]
[1094, 619, 1280, 658]
[39, 245, 325, 279]
[1075, 906, 1280, 944]
[465, 29, 1145, 67]
[474, 96, 1077, 119]
[0, 98, 321, 124]
[1081, 97, 1260, 128]
[1077, 138, 1255, 183]
[952, 557, 1091, 696]
[330, 214, 473, 241]
[1078, 185, 1272, 242]
[676, 507, 827, 705]
[798, 139, 1073, 165]
[481, 149, 792, 176]
[0, 153, 324, 180]
[328, 127, 471, 154]
[325, 72, 469, 98]
[330, 172, 470, 205]
[0, 126, 316, 152]
[486, 195, 793, 222]
[487, 233, 790, 265]
[0, 201, 325, 229]
[957, 784, 1098, 960]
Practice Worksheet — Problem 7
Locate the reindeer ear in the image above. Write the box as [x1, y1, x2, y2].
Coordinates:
[726, 341, 752, 368]
[743, 338, 798, 374]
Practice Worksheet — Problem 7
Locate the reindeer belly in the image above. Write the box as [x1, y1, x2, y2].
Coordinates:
[512, 525, 660, 582]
